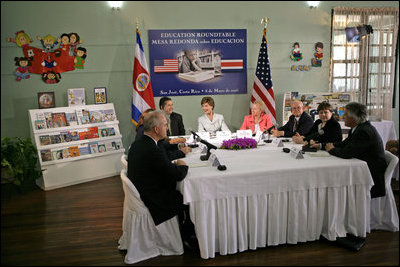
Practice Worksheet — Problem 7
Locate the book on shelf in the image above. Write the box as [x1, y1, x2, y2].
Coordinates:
[88, 142, 99, 153]
[35, 120, 47, 130]
[102, 109, 115, 122]
[40, 149, 52, 162]
[97, 142, 107, 153]
[44, 112, 54, 128]
[76, 109, 90, 124]
[108, 128, 115, 136]
[66, 112, 79, 126]
[111, 140, 122, 150]
[89, 110, 103, 123]
[70, 131, 80, 141]
[36, 112, 45, 121]
[78, 144, 90, 156]
[52, 112, 67, 128]
[69, 146, 80, 157]
[87, 127, 99, 139]
[60, 131, 72, 142]
[78, 129, 89, 140]
[39, 135, 51, 146]
[105, 141, 114, 151]
[52, 149, 64, 160]
[98, 127, 109, 137]
[67, 88, 86, 106]
[50, 134, 63, 144]
[62, 148, 70, 159]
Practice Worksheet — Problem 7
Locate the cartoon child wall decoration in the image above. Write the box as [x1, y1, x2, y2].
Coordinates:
[37, 34, 60, 53]
[59, 33, 70, 51]
[14, 57, 32, 81]
[69, 32, 83, 56]
[290, 42, 303, 61]
[74, 47, 87, 69]
[42, 71, 61, 84]
[7, 30, 33, 48]
[312, 42, 324, 67]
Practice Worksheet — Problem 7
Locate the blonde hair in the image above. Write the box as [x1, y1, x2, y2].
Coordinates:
[253, 100, 266, 113]
[15, 32, 32, 47]
[43, 35, 56, 42]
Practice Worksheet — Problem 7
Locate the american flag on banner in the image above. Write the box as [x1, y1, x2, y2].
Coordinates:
[251, 28, 276, 125]
[154, 59, 179, 72]
[221, 59, 243, 70]
[131, 29, 155, 125]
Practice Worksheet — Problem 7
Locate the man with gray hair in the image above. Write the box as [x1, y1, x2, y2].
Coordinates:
[128, 111, 188, 225]
[128, 110, 197, 251]
[325, 102, 387, 198]
[271, 100, 313, 137]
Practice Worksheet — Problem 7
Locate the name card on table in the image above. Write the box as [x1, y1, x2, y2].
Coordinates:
[236, 130, 252, 138]
[271, 138, 284, 147]
[199, 142, 208, 153]
[208, 153, 220, 167]
[216, 130, 231, 139]
[290, 146, 304, 159]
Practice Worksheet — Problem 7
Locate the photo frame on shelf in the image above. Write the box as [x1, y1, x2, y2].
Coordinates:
[67, 88, 86, 106]
[38, 92, 55, 109]
[94, 87, 107, 104]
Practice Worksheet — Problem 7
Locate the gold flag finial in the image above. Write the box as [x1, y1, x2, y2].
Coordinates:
[261, 17, 270, 29]
[135, 18, 139, 31]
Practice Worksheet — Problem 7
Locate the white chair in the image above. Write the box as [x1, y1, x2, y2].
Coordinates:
[121, 154, 128, 170]
[118, 169, 183, 264]
[370, 151, 399, 231]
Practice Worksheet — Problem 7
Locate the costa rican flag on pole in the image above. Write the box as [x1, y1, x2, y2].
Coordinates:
[251, 28, 276, 125]
[131, 29, 155, 125]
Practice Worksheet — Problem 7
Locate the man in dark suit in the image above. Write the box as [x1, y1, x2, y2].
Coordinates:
[159, 96, 186, 136]
[322, 102, 387, 251]
[324, 102, 387, 198]
[128, 111, 188, 225]
[128, 110, 196, 250]
[271, 100, 314, 137]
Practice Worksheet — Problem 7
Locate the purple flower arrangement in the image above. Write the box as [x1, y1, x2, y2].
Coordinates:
[220, 137, 257, 150]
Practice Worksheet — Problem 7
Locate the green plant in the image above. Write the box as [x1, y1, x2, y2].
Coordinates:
[1, 137, 41, 186]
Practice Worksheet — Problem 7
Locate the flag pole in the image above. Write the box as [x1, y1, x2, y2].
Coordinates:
[136, 18, 139, 33]
[261, 17, 270, 48]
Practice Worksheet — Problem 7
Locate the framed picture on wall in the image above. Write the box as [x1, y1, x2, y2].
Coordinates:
[94, 87, 107, 104]
[38, 92, 55, 109]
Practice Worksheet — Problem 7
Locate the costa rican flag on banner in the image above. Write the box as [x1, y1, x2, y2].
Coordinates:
[221, 59, 243, 70]
[251, 28, 276, 125]
[131, 29, 155, 125]
[154, 59, 179, 72]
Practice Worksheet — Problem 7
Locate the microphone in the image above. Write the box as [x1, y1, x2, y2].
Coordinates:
[189, 129, 217, 161]
[264, 124, 279, 134]
[189, 130, 217, 150]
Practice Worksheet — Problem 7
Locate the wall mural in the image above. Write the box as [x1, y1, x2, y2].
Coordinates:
[7, 30, 87, 83]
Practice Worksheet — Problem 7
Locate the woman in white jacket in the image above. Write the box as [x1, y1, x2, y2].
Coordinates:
[198, 96, 230, 134]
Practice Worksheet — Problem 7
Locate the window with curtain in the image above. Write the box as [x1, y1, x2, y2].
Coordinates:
[330, 7, 399, 120]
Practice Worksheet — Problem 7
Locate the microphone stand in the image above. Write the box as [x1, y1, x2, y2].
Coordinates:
[190, 131, 217, 161]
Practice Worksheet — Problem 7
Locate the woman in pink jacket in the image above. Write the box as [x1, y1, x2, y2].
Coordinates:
[240, 100, 273, 133]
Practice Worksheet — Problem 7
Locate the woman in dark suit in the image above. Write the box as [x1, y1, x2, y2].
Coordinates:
[292, 101, 342, 145]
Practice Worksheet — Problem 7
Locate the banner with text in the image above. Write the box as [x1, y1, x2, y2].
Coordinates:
[149, 29, 247, 97]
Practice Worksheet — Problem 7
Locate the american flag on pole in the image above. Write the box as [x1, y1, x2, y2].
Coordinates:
[251, 28, 276, 125]
[131, 29, 155, 125]
[154, 59, 179, 72]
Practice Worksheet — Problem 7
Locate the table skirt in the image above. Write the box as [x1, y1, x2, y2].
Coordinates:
[189, 184, 371, 259]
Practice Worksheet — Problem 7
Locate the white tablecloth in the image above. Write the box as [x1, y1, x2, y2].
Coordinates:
[178, 144, 374, 259]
